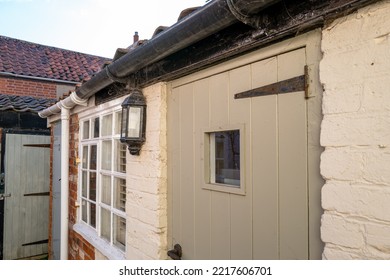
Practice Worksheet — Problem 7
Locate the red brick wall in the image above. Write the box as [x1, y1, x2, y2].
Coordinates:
[69, 231, 95, 260]
[67, 113, 95, 260]
[69, 114, 79, 227]
[0, 76, 56, 98]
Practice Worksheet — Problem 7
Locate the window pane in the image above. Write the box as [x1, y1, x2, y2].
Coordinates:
[113, 214, 126, 250]
[102, 140, 112, 170]
[114, 178, 126, 211]
[121, 108, 128, 139]
[114, 111, 122, 135]
[93, 117, 100, 138]
[81, 171, 87, 198]
[90, 203, 96, 228]
[210, 130, 240, 187]
[89, 172, 96, 201]
[81, 199, 87, 223]
[114, 140, 126, 173]
[82, 146, 88, 168]
[82, 121, 90, 140]
[100, 207, 111, 241]
[127, 107, 141, 138]
[101, 175, 111, 206]
[102, 114, 113, 137]
[90, 145, 97, 170]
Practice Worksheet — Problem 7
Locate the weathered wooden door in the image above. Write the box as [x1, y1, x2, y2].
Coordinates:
[1, 132, 50, 259]
[168, 38, 323, 260]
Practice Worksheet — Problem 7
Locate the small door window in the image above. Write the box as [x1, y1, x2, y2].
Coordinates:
[203, 125, 245, 195]
[210, 130, 240, 187]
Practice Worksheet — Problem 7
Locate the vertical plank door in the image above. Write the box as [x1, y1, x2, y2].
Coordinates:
[3, 133, 50, 259]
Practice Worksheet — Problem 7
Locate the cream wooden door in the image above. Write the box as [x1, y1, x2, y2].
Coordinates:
[168, 45, 322, 260]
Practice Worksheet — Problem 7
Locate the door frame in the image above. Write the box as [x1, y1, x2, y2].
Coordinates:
[167, 29, 324, 259]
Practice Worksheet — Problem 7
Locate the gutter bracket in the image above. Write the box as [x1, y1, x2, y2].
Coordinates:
[105, 65, 129, 84]
[227, 0, 267, 28]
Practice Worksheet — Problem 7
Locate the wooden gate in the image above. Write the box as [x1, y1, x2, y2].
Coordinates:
[0, 132, 50, 259]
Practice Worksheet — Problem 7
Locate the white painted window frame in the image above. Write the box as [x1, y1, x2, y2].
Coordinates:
[76, 98, 127, 259]
[202, 123, 246, 195]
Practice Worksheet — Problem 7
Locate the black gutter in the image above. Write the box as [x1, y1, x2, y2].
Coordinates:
[39, 0, 279, 118]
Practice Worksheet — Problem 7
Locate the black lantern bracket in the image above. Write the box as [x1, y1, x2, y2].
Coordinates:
[120, 88, 147, 156]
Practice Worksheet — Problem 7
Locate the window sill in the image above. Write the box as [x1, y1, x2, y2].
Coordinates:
[73, 223, 125, 260]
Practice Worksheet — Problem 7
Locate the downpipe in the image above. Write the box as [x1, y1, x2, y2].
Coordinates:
[60, 106, 70, 260]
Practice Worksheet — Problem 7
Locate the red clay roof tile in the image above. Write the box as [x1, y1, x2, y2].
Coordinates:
[0, 35, 110, 83]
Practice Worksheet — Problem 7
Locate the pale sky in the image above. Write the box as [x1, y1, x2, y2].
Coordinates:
[0, 0, 208, 58]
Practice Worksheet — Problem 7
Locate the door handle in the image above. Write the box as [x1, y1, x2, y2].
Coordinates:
[167, 244, 182, 260]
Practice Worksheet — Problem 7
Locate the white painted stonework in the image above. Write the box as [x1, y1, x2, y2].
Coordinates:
[125, 82, 168, 259]
[320, 0, 390, 259]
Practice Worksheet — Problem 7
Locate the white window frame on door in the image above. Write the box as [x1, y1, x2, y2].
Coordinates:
[202, 123, 246, 195]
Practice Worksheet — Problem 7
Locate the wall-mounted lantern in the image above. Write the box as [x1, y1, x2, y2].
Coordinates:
[120, 88, 146, 155]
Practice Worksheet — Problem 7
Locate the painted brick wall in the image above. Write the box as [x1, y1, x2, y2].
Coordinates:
[0, 76, 57, 98]
[320, 0, 390, 259]
[126, 83, 168, 260]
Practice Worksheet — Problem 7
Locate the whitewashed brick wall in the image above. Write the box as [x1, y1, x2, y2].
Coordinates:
[320, 0, 390, 259]
[126, 83, 168, 259]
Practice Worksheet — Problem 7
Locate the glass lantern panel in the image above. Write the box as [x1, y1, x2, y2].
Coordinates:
[120, 107, 128, 139]
[127, 107, 142, 138]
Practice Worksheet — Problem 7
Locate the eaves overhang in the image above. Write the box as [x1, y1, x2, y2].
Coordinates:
[38, 0, 380, 119]
[38, 0, 280, 118]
